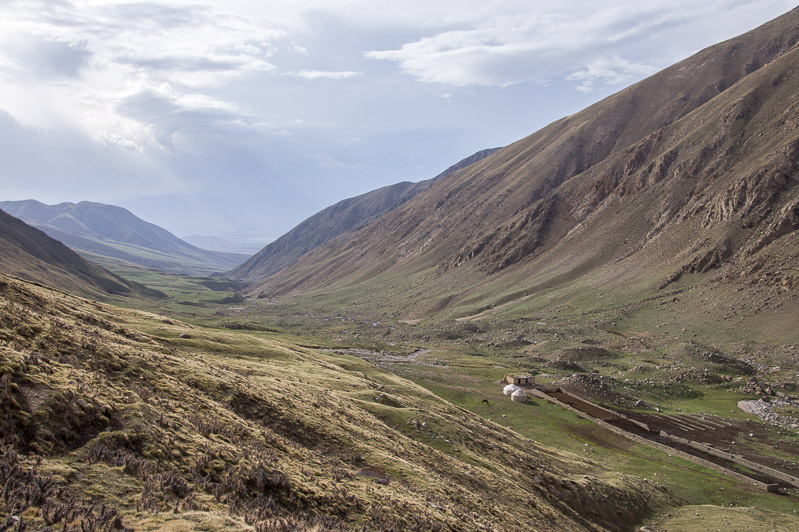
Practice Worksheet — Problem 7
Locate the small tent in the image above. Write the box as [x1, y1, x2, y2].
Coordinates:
[511, 389, 527, 403]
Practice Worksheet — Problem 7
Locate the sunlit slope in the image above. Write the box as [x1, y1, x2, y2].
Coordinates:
[0, 273, 672, 530]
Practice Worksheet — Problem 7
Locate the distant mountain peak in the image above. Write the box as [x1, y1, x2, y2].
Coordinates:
[0, 200, 250, 275]
[0, 208, 160, 298]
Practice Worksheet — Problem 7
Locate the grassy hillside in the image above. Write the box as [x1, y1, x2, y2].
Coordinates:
[0, 273, 684, 530]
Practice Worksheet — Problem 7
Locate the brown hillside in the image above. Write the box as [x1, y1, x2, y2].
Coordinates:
[246, 8, 799, 325]
[228, 148, 500, 282]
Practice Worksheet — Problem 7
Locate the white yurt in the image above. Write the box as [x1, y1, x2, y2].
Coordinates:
[503, 383, 521, 395]
[511, 389, 527, 403]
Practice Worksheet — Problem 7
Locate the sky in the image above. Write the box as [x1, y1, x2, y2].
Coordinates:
[0, 0, 796, 246]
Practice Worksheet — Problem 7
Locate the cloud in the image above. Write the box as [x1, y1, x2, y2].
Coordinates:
[364, 1, 789, 89]
[289, 70, 363, 80]
[2, 34, 91, 80]
[96, 130, 144, 152]
[115, 85, 241, 149]
[303, 151, 356, 170]
[291, 42, 309, 53]
[0, 0, 285, 148]
[117, 55, 250, 72]
[0, 109, 187, 202]
[566, 55, 657, 93]
[214, 118, 291, 137]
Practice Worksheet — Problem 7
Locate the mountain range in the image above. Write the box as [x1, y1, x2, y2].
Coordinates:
[239, 7, 799, 335]
[0, 208, 159, 298]
[0, 200, 249, 276]
[2, 8, 799, 531]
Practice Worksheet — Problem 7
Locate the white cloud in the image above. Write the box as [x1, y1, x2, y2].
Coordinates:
[364, 1, 795, 89]
[566, 55, 657, 93]
[304, 151, 354, 170]
[289, 70, 362, 80]
[214, 118, 291, 136]
[0, 0, 286, 149]
[96, 129, 145, 152]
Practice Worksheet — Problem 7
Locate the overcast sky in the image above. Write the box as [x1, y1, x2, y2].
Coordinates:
[0, 0, 795, 245]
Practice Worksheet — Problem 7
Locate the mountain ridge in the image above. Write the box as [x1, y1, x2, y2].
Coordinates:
[0, 208, 160, 299]
[0, 200, 248, 276]
[244, 7, 799, 329]
[228, 147, 501, 282]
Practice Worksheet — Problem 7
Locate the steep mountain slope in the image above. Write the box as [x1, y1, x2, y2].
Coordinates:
[0, 273, 673, 530]
[228, 148, 500, 282]
[0, 200, 248, 275]
[430, 147, 503, 180]
[246, 8, 799, 330]
[0, 209, 159, 299]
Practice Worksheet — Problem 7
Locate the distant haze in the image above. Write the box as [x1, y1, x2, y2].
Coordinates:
[0, 0, 795, 242]
[182, 235, 264, 255]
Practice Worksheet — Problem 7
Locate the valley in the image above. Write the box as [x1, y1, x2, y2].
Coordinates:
[1, 217, 797, 530]
[2, 5, 799, 530]
[112, 264, 799, 530]
[0, 273, 680, 531]
[2, 258, 798, 530]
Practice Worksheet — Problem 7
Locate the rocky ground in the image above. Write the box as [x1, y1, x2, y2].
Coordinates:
[738, 398, 799, 430]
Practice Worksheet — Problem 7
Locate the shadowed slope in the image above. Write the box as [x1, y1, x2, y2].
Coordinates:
[0, 209, 160, 299]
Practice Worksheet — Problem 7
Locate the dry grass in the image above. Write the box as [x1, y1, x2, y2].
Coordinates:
[0, 273, 680, 530]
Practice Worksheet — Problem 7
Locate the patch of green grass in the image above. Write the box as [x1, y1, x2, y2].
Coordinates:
[387, 354, 799, 520]
[107, 267, 247, 319]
